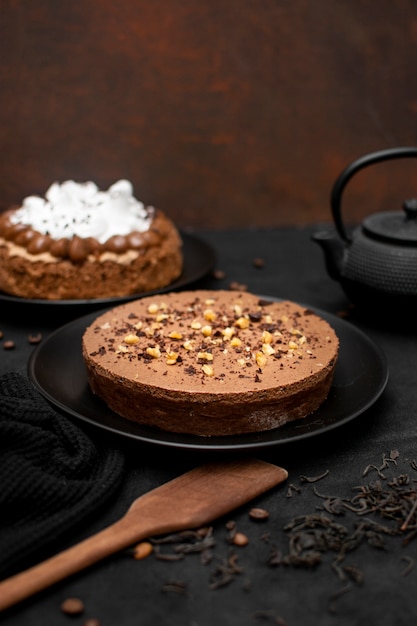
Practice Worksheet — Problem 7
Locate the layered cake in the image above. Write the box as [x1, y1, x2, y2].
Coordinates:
[0, 180, 183, 300]
[82, 290, 339, 436]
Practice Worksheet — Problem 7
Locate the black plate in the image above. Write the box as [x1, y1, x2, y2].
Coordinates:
[0, 232, 215, 309]
[28, 302, 389, 451]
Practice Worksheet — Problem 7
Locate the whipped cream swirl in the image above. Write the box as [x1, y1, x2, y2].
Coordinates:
[9, 179, 152, 243]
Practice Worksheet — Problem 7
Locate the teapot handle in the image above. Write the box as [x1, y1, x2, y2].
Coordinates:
[331, 146, 417, 242]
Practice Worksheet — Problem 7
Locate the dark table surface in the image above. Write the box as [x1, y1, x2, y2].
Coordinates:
[1, 225, 416, 626]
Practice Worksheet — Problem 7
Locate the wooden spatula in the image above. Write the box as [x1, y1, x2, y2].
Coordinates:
[0, 457, 287, 612]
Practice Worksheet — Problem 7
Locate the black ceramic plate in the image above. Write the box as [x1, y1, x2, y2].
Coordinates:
[0, 232, 215, 309]
[28, 301, 389, 451]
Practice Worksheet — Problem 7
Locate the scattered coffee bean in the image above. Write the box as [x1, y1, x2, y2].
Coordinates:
[252, 257, 265, 269]
[228, 281, 248, 291]
[0, 331, 3, 340]
[132, 541, 153, 560]
[232, 532, 249, 547]
[28, 333, 42, 344]
[61, 597, 85, 616]
[249, 507, 270, 521]
[212, 269, 226, 280]
[3, 340, 15, 350]
[83, 619, 101, 626]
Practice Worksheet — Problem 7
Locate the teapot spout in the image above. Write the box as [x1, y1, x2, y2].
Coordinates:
[311, 230, 345, 281]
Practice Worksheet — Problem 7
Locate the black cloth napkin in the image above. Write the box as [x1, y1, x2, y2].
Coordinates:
[0, 372, 125, 579]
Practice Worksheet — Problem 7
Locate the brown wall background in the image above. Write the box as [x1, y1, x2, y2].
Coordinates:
[1, 0, 417, 229]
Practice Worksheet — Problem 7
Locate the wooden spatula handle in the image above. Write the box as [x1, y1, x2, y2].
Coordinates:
[0, 517, 152, 612]
[0, 458, 288, 612]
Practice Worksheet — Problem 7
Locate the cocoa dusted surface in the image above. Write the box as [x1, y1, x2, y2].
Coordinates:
[82, 291, 339, 435]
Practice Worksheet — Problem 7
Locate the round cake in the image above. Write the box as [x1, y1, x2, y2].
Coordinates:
[82, 290, 339, 436]
[0, 180, 183, 300]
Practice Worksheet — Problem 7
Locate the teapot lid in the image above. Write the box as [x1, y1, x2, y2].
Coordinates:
[362, 199, 417, 246]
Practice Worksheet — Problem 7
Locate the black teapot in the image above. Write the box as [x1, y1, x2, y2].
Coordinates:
[313, 146, 417, 316]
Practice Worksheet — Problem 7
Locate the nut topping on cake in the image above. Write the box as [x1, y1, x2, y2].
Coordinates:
[82, 290, 339, 436]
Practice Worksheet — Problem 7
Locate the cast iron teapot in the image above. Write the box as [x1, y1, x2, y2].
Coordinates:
[313, 146, 417, 315]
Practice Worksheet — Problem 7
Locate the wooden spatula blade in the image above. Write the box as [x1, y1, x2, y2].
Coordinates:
[128, 458, 288, 532]
[0, 458, 287, 612]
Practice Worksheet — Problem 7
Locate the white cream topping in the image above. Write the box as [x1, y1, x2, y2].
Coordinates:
[9, 180, 152, 243]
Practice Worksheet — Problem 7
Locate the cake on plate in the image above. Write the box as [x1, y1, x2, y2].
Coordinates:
[0, 179, 183, 300]
[82, 290, 339, 436]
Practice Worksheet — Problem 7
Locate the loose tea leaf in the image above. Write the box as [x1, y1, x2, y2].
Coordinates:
[327, 583, 353, 614]
[286, 483, 301, 498]
[209, 551, 244, 590]
[161, 580, 188, 595]
[400, 555, 415, 576]
[274, 451, 417, 593]
[151, 528, 216, 563]
[252, 610, 288, 625]
[299, 470, 329, 483]
[131, 447, 417, 617]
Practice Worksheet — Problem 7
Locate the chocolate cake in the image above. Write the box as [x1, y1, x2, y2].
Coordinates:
[82, 290, 339, 436]
[0, 180, 183, 300]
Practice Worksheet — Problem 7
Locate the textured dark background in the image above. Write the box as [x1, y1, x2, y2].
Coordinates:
[1, 0, 417, 228]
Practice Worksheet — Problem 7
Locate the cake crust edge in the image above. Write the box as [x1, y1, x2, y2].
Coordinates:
[82, 290, 339, 437]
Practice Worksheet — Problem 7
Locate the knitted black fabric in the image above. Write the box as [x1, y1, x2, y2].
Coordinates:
[0, 372, 125, 580]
